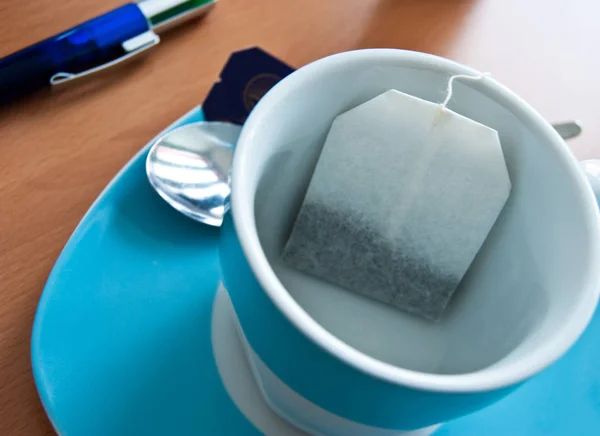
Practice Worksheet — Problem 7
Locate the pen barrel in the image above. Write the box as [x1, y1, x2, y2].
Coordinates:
[0, 42, 61, 103]
[0, 3, 149, 103]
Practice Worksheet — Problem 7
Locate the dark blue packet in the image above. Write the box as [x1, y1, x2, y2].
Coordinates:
[202, 47, 295, 125]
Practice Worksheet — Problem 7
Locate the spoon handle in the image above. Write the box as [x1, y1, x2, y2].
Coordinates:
[553, 121, 582, 140]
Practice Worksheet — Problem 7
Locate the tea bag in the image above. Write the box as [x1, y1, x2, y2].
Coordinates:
[282, 75, 511, 321]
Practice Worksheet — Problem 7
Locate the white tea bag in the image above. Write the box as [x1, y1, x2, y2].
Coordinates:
[283, 79, 511, 321]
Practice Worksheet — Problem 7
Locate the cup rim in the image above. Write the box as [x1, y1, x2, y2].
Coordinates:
[231, 49, 600, 392]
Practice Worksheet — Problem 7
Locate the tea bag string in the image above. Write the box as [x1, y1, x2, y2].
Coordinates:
[441, 72, 491, 109]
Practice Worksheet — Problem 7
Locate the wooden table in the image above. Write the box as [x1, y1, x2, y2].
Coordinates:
[0, 0, 598, 434]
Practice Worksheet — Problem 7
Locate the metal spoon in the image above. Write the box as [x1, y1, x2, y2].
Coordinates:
[146, 122, 241, 226]
[146, 120, 582, 227]
[553, 121, 582, 140]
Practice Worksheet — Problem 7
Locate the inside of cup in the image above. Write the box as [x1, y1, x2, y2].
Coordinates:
[246, 52, 594, 375]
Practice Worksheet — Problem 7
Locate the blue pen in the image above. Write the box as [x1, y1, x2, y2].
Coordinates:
[0, 0, 216, 103]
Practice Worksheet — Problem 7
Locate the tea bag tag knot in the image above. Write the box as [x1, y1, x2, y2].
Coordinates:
[441, 72, 491, 109]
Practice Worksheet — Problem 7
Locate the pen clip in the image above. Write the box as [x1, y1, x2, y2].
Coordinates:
[50, 30, 160, 86]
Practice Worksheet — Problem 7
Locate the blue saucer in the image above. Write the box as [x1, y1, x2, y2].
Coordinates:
[32, 107, 600, 435]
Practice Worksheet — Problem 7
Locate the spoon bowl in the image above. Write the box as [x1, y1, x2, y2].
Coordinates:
[146, 121, 241, 226]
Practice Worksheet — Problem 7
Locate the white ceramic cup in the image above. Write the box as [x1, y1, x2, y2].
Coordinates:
[219, 49, 600, 435]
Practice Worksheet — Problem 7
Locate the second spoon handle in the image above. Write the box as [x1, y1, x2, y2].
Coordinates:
[553, 121, 582, 140]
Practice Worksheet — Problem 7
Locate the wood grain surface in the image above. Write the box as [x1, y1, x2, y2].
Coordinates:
[0, 0, 598, 434]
